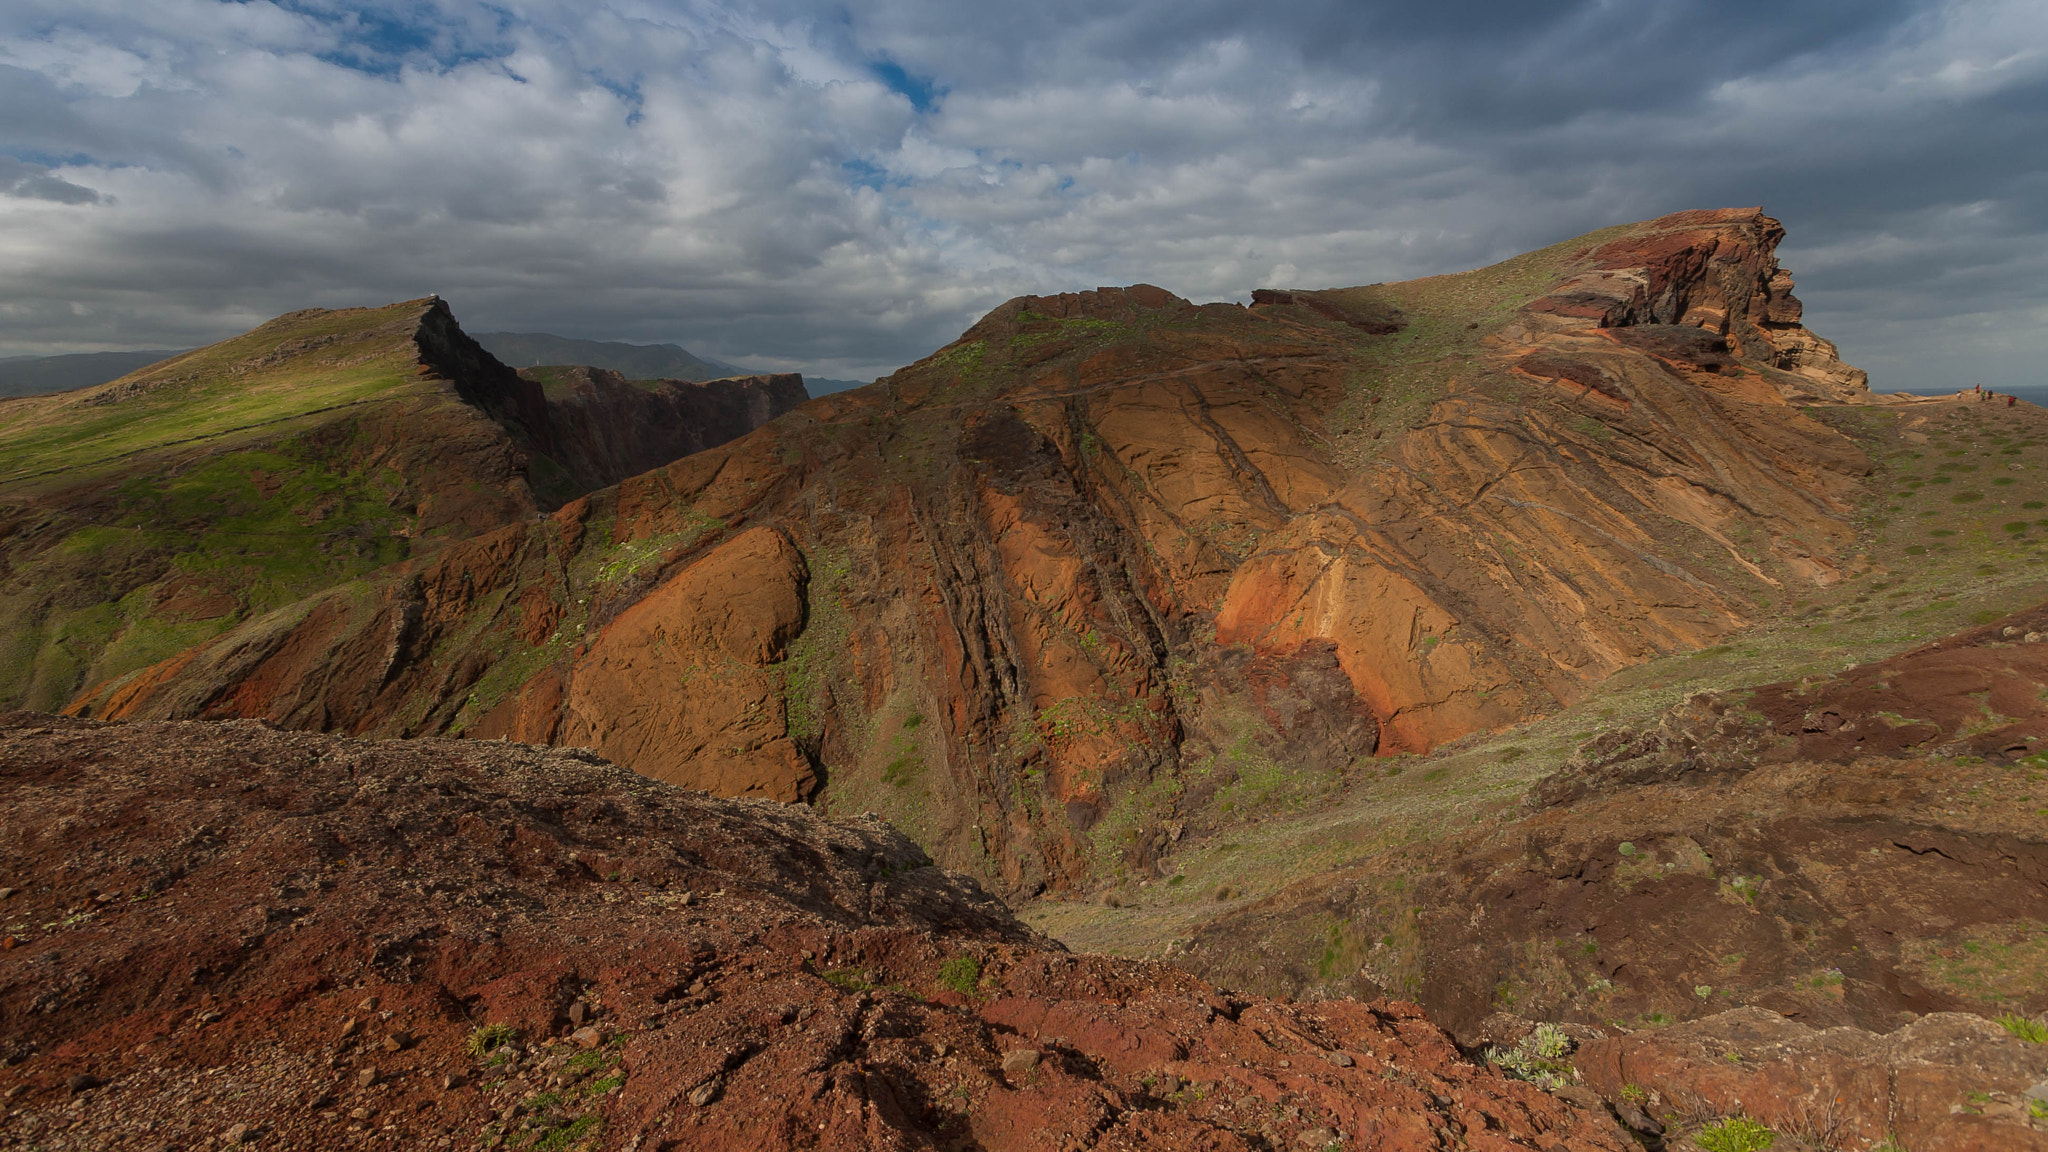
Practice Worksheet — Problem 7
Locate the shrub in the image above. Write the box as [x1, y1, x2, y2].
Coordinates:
[466, 1022, 518, 1059]
[1695, 1116, 1775, 1152]
[1486, 1022, 1574, 1090]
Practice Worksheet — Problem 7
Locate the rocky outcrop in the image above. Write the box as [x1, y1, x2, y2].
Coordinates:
[68, 210, 1882, 894]
[555, 526, 817, 800]
[1576, 1007, 2048, 1151]
[0, 714, 1632, 1151]
[1515, 207, 1869, 402]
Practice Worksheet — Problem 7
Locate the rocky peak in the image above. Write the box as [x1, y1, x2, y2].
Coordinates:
[1519, 207, 1868, 400]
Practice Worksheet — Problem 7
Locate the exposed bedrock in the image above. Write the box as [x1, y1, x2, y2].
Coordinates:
[0, 714, 1635, 1152]
[69, 209, 1880, 893]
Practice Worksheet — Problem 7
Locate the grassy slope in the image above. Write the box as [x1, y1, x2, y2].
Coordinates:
[0, 302, 441, 493]
[0, 301, 482, 711]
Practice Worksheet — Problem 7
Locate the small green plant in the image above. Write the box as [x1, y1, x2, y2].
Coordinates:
[1617, 842, 1638, 857]
[1694, 1116, 1776, 1152]
[823, 968, 874, 991]
[937, 956, 981, 995]
[531, 1114, 601, 1151]
[1618, 1082, 1648, 1105]
[882, 754, 919, 787]
[564, 1050, 611, 1073]
[1696, 984, 1714, 999]
[467, 1023, 518, 1058]
[1997, 1013, 2048, 1043]
[1486, 1022, 1574, 1090]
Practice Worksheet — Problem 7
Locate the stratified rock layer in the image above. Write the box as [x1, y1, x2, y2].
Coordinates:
[70, 209, 1875, 893]
[0, 714, 1630, 1151]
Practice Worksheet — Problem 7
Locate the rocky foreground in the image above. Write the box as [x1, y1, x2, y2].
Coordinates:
[0, 715, 1637, 1151]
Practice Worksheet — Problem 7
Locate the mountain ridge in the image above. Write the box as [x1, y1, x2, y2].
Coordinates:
[67, 207, 1890, 900]
[0, 298, 801, 714]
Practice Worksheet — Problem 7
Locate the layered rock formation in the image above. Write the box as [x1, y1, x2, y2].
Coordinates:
[0, 714, 1632, 1151]
[68, 209, 1878, 894]
[0, 299, 801, 715]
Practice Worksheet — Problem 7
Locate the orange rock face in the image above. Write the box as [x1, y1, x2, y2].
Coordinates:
[72, 209, 1881, 894]
[558, 526, 815, 801]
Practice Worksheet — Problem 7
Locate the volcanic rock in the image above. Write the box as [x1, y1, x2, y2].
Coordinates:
[1178, 601, 2048, 1048]
[1575, 1007, 2048, 1151]
[0, 713, 1628, 1150]
[65, 209, 1876, 893]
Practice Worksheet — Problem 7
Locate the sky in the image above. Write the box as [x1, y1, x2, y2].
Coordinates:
[0, 1, 2044, 387]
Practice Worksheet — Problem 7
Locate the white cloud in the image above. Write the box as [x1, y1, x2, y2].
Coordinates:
[0, 0, 2040, 389]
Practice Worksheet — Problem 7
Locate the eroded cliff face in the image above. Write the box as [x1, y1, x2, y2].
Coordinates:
[516, 365, 809, 505]
[70, 209, 1879, 895]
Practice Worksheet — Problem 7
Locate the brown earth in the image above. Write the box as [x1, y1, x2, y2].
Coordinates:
[1177, 602, 2048, 1062]
[0, 299, 802, 716]
[0, 713, 1633, 1152]
[65, 209, 1890, 897]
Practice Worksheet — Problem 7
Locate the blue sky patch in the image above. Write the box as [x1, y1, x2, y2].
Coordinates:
[868, 58, 940, 114]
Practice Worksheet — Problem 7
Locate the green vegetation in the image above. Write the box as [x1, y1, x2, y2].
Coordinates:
[1693, 1116, 1776, 1152]
[529, 1114, 601, 1150]
[936, 956, 981, 994]
[0, 300, 438, 490]
[1998, 1012, 2048, 1043]
[1485, 1023, 1574, 1090]
[467, 1022, 518, 1058]
[0, 299, 533, 711]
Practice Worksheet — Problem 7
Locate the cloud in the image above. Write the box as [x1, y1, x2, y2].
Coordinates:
[0, 0, 2040, 388]
[0, 155, 102, 203]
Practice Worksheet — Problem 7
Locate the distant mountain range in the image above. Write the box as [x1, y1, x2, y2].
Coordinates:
[0, 333, 869, 400]
[472, 331, 868, 394]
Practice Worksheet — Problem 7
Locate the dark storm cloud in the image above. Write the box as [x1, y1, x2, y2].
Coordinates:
[0, 0, 2040, 387]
